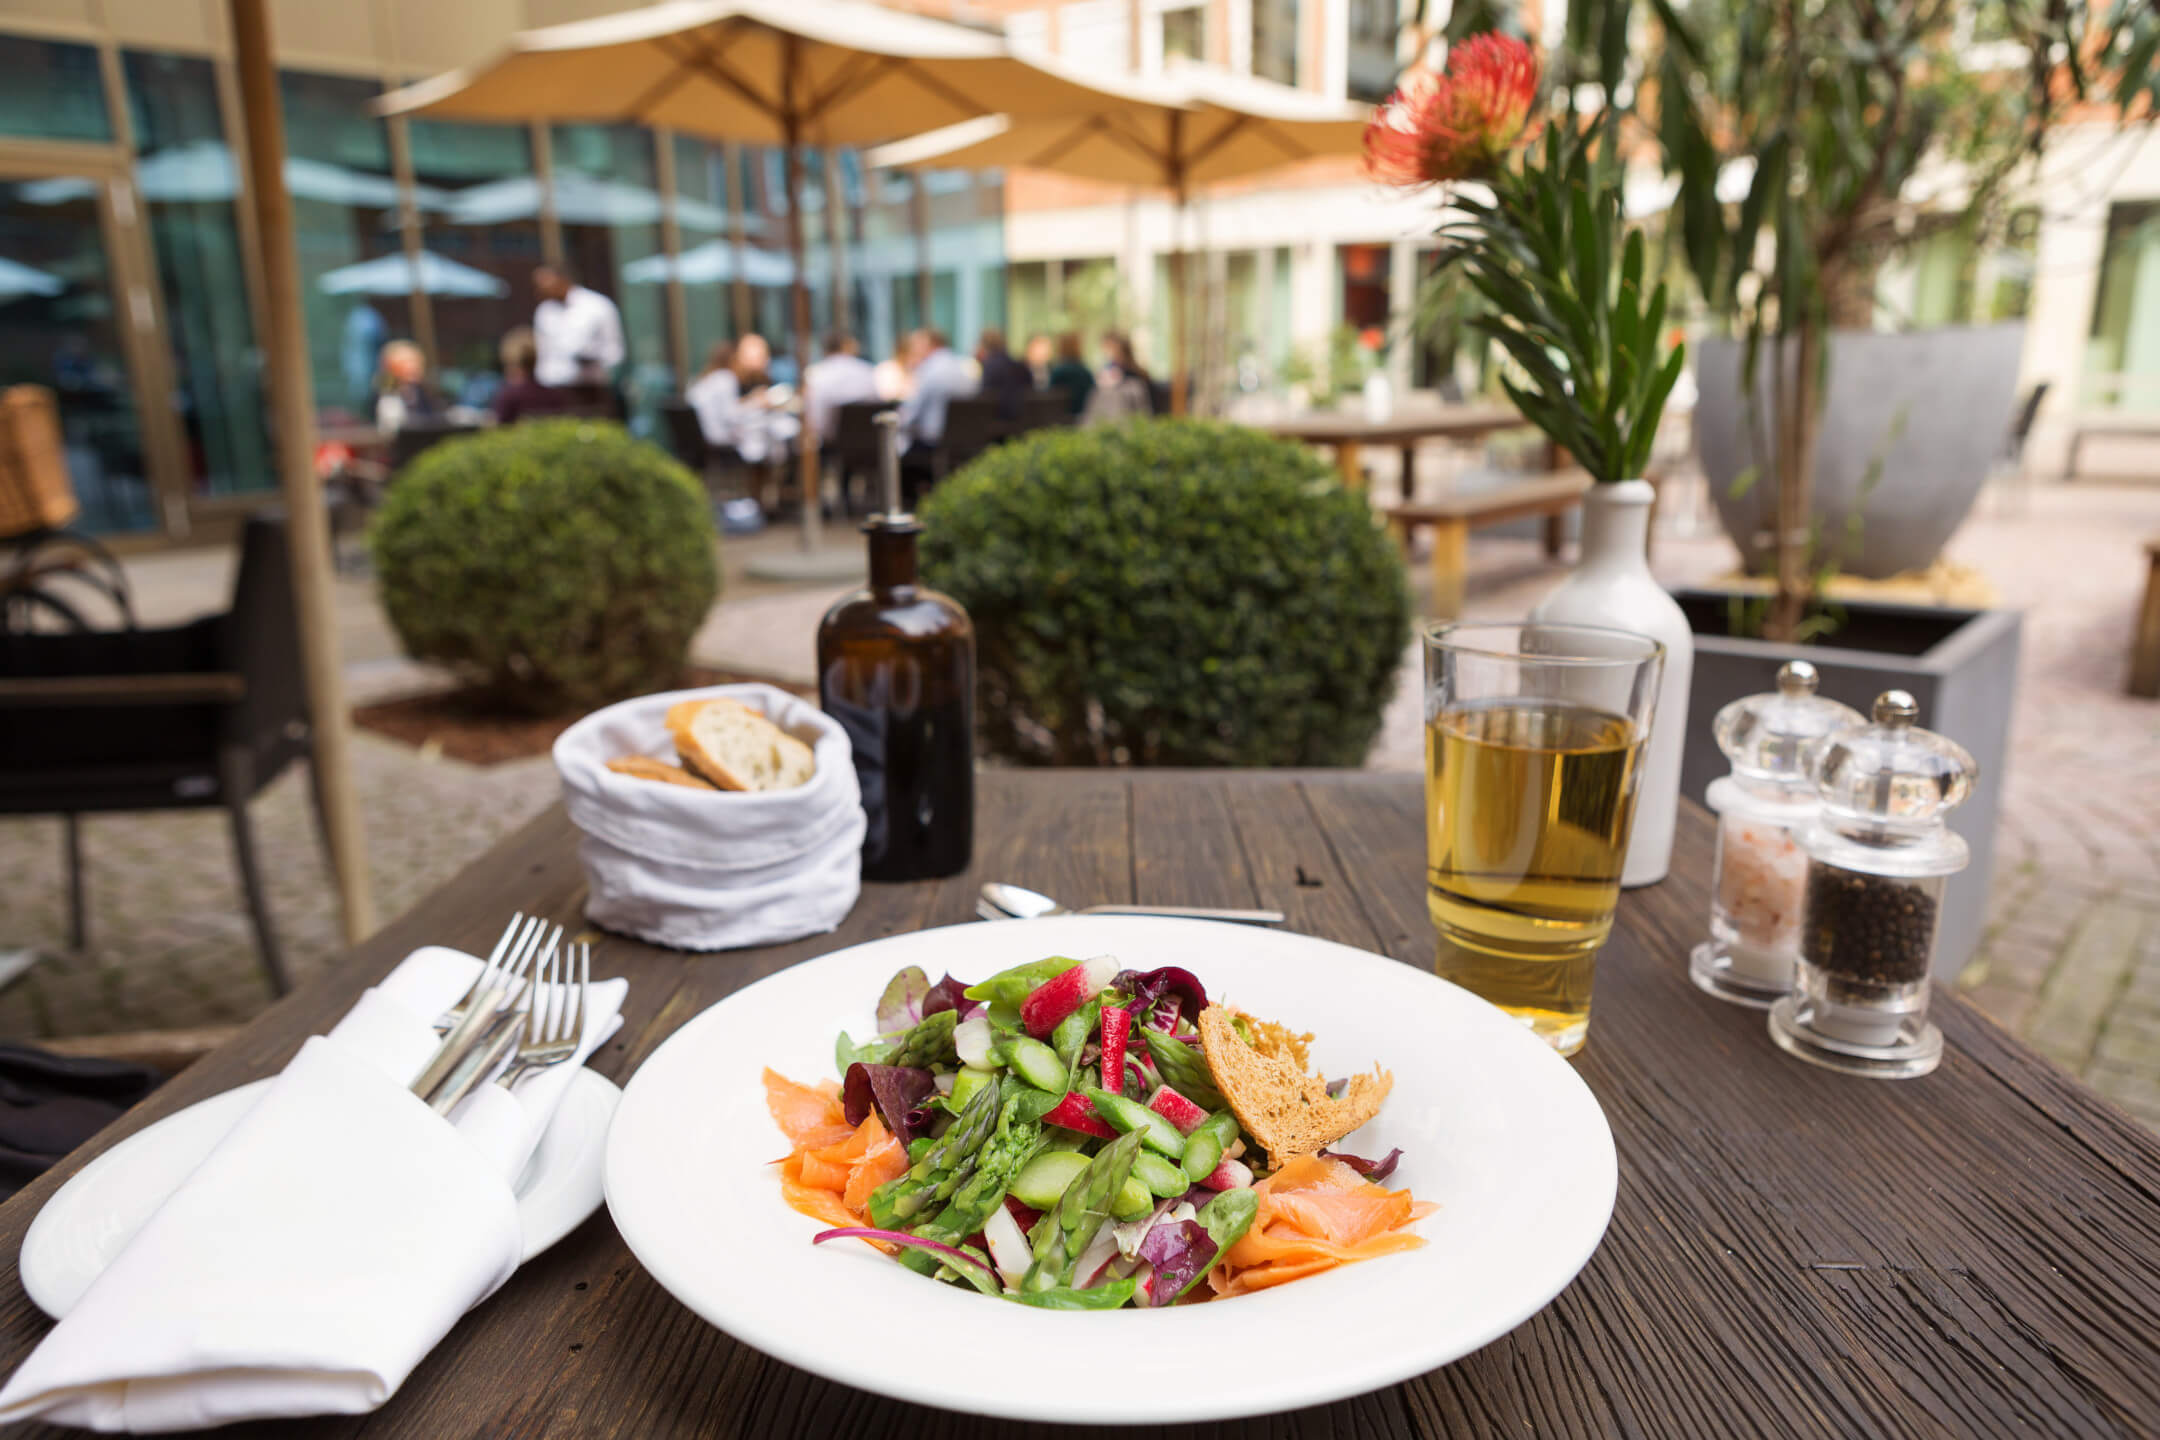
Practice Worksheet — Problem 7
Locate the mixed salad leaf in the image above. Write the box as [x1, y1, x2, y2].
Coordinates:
[769, 956, 1430, 1308]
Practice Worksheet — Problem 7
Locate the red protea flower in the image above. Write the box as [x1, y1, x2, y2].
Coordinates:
[1364, 33, 1540, 186]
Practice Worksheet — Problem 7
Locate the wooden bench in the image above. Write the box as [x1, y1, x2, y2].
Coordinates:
[1381, 471, 1593, 617]
[2132, 538, 2160, 699]
[2066, 414, 2160, 479]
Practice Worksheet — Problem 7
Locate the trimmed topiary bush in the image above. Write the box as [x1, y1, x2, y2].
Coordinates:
[372, 420, 719, 714]
[920, 418, 1411, 766]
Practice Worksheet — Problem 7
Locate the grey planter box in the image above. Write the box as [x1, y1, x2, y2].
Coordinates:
[1673, 590, 2022, 982]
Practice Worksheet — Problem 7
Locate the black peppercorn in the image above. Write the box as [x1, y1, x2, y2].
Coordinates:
[1801, 863, 1937, 990]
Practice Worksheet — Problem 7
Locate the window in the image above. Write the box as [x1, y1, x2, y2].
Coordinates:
[0, 38, 112, 143]
[1346, 0, 1401, 102]
[1252, 0, 1300, 87]
[1162, 5, 1206, 66]
[278, 70, 409, 426]
[123, 50, 273, 500]
[2086, 201, 2160, 413]
[408, 118, 540, 406]
[671, 135, 737, 377]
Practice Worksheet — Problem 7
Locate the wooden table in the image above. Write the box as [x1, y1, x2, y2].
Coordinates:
[1258, 403, 1533, 490]
[4, 772, 2159, 1438]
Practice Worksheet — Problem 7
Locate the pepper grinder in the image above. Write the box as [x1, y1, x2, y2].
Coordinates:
[1692, 661, 1861, 1008]
[1768, 690, 1976, 1080]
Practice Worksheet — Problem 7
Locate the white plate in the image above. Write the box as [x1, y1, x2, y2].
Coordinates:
[604, 917, 1616, 1425]
[21, 1066, 621, 1320]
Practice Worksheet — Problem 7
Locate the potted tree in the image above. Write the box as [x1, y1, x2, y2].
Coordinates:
[1636, 0, 2155, 972]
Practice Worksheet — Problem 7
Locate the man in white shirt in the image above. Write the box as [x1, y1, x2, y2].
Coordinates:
[802, 332, 879, 445]
[530, 264, 625, 389]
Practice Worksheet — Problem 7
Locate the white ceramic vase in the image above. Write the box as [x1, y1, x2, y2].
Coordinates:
[1529, 479, 1692, 888]
[1362, 372, 1394, 423]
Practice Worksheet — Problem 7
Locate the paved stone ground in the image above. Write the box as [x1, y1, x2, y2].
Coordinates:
[2, 477, 2155, 1134]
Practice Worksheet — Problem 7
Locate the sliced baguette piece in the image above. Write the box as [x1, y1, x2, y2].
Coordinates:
[606, 755, 718, 790]
[665, 697, 816, 792]
[1197, 1003, 1393, 1169]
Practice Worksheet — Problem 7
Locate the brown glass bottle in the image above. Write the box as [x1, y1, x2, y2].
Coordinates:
[816, 478, 975, 882]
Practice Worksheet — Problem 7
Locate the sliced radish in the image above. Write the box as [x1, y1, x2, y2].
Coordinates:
[953, 1014, 996, 1069]
[1201, 1156, 1253, 1190]
[1002, 1194, 1043, 1232]
[1073, 1224, 1120, 1289]
[1042, 1091, 1117, 1138]
[982, 1204, 1032, 1289]
[1019, 955, 1121, 1038]
[1147, 1085, 1209, 1134]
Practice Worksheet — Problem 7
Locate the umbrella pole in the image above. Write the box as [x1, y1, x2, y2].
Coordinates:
[228, 0, 375, 946]
[1170, 189, 1190, 418]
[781, 86, 820, 551]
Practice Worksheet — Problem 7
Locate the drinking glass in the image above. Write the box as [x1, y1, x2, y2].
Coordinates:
[1422, 622, 1665, 1056]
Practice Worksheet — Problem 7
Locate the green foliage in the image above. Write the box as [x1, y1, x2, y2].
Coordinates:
[1436, 126, 1685, 484]
[371, 420, 719, 714]
[919, 420, 1411, 767]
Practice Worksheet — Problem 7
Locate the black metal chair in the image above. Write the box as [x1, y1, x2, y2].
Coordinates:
[661, 400, 708, 471]
[0, 512, 322, 995]
[389, 418, 480, 472]
[831, 400, 897, 513]
[1018, 390, 1071, 435]
[939, 397, 1002, 478]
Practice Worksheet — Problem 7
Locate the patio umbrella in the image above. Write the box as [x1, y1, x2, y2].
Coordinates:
[622, 239, 797, 288]
[19, 141, 426, 211]
[0, 258, 64, 301]
[377, 0, 1170, 572]
[866, 67, 1368, 413]
[318, 250, 511, 298]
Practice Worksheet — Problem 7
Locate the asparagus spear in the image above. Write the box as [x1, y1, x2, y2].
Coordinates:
[900, 1098, 1047, 1275]
[871, 1076, 1001, 1225]
[889, 1008, 960, 1069]
[1142, 1028, 1226, 1111]
[1021, 1129, 1143, 1293]
[1180, 1109, 1241, 1184]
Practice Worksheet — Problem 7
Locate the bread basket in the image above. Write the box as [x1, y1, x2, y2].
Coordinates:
[553, 683, 865, 950]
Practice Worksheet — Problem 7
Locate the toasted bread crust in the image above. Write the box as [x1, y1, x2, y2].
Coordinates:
[1198, 1004, 1393, 1168]
[605, 755, 718, 790]
[665, 697, 815, 792]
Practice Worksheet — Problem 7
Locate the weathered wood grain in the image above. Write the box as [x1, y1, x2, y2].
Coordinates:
[2, 772, 2157, 1440]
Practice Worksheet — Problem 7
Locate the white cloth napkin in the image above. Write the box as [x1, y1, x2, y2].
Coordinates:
[554, 683, 867, 950]
[0, 946, 626, 1433]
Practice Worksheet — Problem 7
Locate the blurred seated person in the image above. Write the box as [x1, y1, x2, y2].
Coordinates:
[492, 327, 571, 425]
[804, 331, 879, 445]
[373, 341, 442, 433]
[874, 338, 916, 403]
[976, 327, 1032, 423]
[896, 327, 979, 491]
[1047, 332, 1095, 418]
[1024, 333, 1054, 390]
[687, 335, 800, 465]
[1083, 333, 1153, 425]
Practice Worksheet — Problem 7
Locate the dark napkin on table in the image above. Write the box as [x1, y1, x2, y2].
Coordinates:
[0, 1045, 162, 1199]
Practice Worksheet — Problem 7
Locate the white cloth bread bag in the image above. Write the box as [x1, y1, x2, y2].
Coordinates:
[554, 683, 865, 950]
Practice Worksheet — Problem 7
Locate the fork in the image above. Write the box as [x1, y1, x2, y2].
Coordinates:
[412, 925, 554, 1099]
[497, 941, 591, 1092]
[436, 914, 549, 1034]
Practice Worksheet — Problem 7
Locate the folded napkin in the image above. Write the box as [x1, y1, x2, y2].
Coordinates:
[0, 946, 626, 1433]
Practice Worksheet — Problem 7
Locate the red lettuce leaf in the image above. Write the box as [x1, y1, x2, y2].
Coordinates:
[921, 973, 972, 1019]
[875, 967, 931, 1034]
[1136, 1218, 1219, 1306]
[1114, 967, 1209, 1032]
[842, 1063, 938, 1142]
[1319, 1147, 1403, 1183]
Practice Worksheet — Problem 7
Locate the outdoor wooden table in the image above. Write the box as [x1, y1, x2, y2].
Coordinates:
[1257, 403, 1534, 490]
[4, 771, 2159, 1438]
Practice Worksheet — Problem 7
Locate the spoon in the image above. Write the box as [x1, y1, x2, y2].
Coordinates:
[978, 882, 1283, 926]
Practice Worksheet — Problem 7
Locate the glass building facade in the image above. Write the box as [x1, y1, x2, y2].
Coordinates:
[0, 38, 1006, 542]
